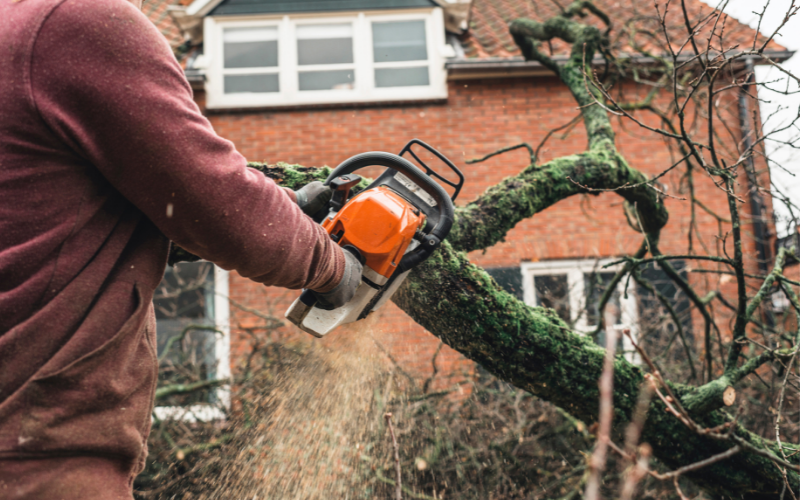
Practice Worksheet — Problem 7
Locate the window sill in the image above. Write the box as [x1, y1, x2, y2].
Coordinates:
[153, 404, 227, 423]
[201, 94, 448, 113]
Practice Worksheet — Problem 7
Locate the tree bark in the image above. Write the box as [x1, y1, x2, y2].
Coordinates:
[393, 244, 794, 498]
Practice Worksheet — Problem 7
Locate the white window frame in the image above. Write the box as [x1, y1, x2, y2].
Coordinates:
[203, 8, 448, 109]
[521, 259, 640, 362]
[153, 266, 231, 423]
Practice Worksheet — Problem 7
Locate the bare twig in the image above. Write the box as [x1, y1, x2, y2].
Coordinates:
[632, 270, 698, 381]
[624, 378, 655, 458]
[619, 444, 652, 500]
[158, 324, 222, 364]
[650, 445, 741, 480]
[155, 377, 230, 400]
[217, 292, 284, 327]
[585, 327, 619, 500]
[421, 341, 445, 394]
[466, 143, 536, 165]
[385, 412, 403, 500]
[625, 330, 800, 473]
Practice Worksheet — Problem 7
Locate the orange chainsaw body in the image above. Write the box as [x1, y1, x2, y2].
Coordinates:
[321, 186, 426, 279]
[285, 145, 463, 339]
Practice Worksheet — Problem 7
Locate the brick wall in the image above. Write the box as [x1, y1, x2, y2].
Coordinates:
[199, 76, 773, 389]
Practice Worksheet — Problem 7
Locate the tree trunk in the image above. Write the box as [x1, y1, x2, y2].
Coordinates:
[393, 242, 793, 498]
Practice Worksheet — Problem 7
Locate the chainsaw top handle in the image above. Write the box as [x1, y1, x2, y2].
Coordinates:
[324, 151, 455, 273]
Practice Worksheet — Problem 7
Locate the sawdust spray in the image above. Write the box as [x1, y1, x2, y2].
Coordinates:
[206, 314, 391, 499]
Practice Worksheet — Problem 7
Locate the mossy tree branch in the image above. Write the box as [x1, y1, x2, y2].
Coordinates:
[392, 243, 796, 497]
[509, 9, 614, 150]
[725, 175, 752, 373]
[450, 5, 666, 254]
[449, 151, 668, 253]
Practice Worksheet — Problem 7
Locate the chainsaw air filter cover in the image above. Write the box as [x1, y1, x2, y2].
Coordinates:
[322, 186, 424, 280]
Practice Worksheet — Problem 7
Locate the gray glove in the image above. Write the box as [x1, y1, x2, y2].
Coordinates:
[295, 181, 332, 216]
[313, 247, 363, 310]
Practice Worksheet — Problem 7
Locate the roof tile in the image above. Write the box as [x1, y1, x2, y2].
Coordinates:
[460, 0, 786, 60]
[142, 0, 184, 49]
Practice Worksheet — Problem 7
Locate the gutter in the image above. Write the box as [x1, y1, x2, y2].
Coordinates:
[445, 50, 795, 79]
[738, 57, 772, 275]
[738, 57, 775, 328]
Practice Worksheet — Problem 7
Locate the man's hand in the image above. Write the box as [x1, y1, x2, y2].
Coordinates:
[313, 247, 363, 309]
[294, 181, 332, 216]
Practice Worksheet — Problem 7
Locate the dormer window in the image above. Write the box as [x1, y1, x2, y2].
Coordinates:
[203, 8, 447, 109]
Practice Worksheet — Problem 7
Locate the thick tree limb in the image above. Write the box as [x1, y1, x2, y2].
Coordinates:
[509, 15, 614, 150]
[449, 150, 668, 253]
[450, 7, 666, 254]
[392, 244, 797, 497]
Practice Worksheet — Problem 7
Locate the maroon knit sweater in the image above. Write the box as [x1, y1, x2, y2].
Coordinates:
[0, 0, 343, 496]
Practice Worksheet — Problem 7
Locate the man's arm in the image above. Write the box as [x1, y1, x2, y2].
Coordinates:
[29, 0, 343, 292]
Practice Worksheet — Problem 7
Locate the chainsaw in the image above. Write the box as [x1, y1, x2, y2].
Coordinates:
[285, 139, 464, 338]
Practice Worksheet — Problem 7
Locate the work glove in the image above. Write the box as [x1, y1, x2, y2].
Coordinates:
[313, 247, 363, 310]
[294, 181, 332, 216]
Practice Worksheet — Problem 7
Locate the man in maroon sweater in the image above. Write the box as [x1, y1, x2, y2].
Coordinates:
[0, 0, 362, 497]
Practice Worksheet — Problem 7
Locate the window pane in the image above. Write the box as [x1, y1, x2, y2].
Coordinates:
[373, 20, 427, 62]
[299, 70, 354, 91]
[637, 261, 693, 337]
[485, 267, 524, 300]
[297, 24, 353, 65]
[375, 66, 429, 88]
[224, 74, 279, 94]
[223, 27, 278, 69]
[534, 274, 570, 323]
[154, 262, 217, 406]
[584, 272, 620, 326]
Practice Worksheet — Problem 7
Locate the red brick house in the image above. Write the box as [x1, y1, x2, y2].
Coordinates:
[145, 0, 791, 415]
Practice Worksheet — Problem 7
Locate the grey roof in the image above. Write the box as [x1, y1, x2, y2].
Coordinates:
[210, 0, 437, 16]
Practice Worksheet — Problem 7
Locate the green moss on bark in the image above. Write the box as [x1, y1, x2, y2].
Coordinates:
[451, 150, 668, 252]
[393, 243, 796, 497]
[246, 162, 331, 190]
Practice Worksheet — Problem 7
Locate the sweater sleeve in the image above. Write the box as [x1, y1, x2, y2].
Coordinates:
[29, 0, 343, 292]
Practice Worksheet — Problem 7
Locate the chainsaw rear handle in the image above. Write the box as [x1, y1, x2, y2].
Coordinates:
[325, 152, 455, 273]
